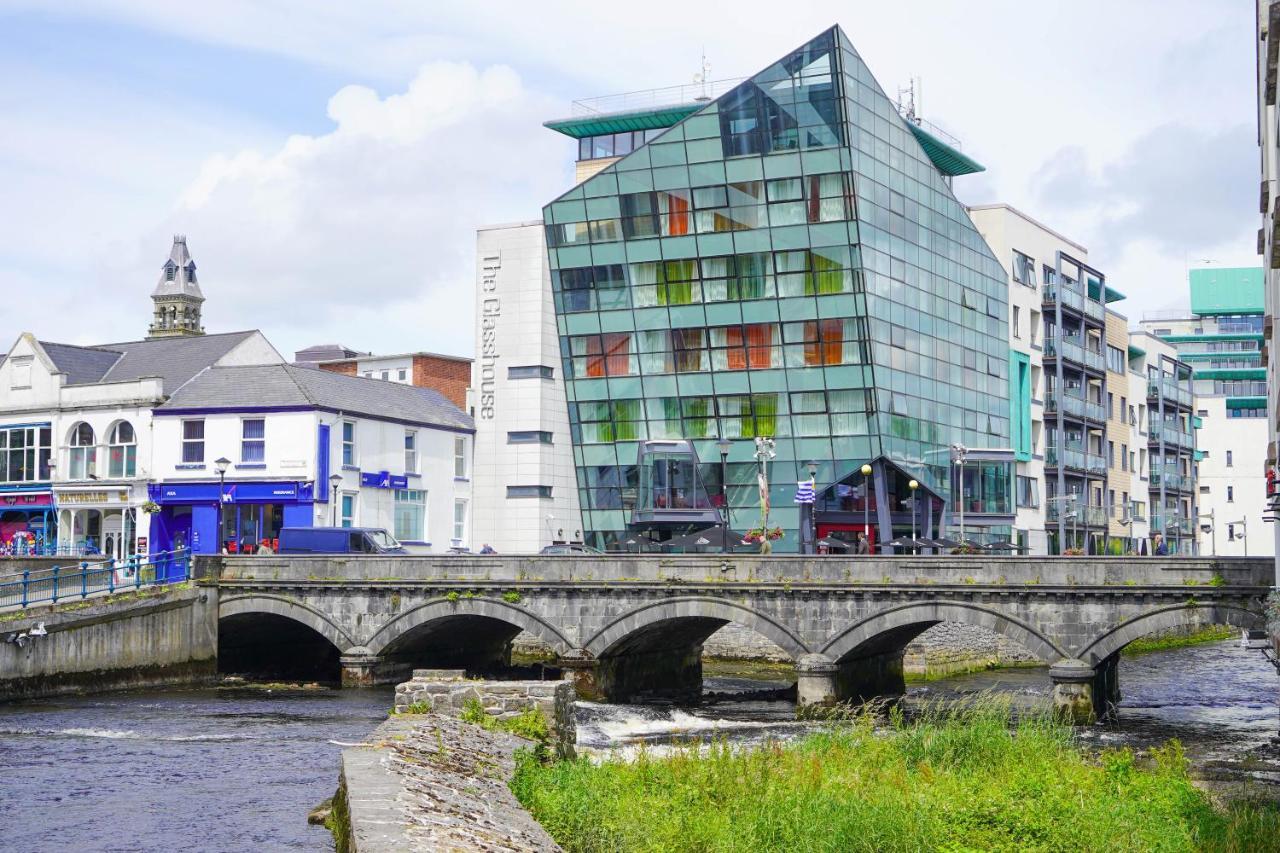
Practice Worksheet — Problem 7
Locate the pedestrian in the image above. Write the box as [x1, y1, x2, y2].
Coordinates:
[257, 539, 275, 555]
[1153, 533, 1168, 556]
[855, 532, 871, 555]
[479, 543, 497, 555]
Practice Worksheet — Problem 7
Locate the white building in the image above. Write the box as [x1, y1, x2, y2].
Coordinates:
[471, 221, 582, 554]
[149, 364, 474, 555]
[1255, 0, 1280, 565]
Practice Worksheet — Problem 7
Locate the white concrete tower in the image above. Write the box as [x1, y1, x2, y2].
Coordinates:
[147, 235, 205, 339]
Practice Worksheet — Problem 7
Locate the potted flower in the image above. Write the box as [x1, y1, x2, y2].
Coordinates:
[140, 500, 161, 515]
[743, 526, 784, 554]
[1063, 547, 1085, 556]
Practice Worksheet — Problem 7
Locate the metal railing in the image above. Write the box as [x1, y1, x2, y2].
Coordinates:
[1045, 445, 1107, 474]
[1047, 503, 1109, 526]
[1150, 465, 1192, 491]
[1149, 379, 1192, 407]
[1045, 390, 1106, 422]
[1149, 423, 1194, 449]
[1152, 515, 1196, 536]
[570, 77, 745, 116]
[1044, 336, 1105, 373]
[0, 549, 190, 610]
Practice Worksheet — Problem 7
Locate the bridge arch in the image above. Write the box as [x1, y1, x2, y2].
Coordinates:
[821, 600, 1066, 664]
[366, 597, 573, 658]
[584, 597, 810, 660]
[1078, 602, 1265, 665]
[219, 593, 356, 653]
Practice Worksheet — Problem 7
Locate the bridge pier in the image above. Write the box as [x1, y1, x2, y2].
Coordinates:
[340, 647, 383, 688]
[795, 654, 840, 710]
[1049, 658, 1100, 724]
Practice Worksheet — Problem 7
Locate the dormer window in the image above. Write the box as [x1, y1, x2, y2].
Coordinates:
[165, 262, 176, 281]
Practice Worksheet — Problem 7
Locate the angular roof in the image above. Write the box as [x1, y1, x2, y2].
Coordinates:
[152, 235, 204, 301]
[38, 330, 261, 393]
[158, 364, 474, 432]
[36, 342, 125, 385]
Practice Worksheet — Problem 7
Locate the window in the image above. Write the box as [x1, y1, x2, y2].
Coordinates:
[1226, 450, 1233, 468]
[453, 436, 467, 478]
[1121, 443, 1128, 471]
[508, 431, 553, 444]
[1107, 392, 1114, 419]
[181, 420, 204, 465]
[1012, 305, 1021, 339]
[453, 499, 468, 543]
[394, 489, 426, 541]
[9, 355, 32, 390]
[1120, 396, 1127, 418]
[1197, 409, 1208, 417]
[105, 421, 137, 478]
[404, 431, 418, 473]
[340, 493, 356, 528]
[342, 421, 356, 466]
[1129, 451, 1136, 473]
[0, 425, 52, 484]
[1227, 485, 1235, 503]
[1106, 345, 1126, 374]
[509, 365, 555, 380]
[1016, 475, 1039, 508]
[507, 485, 553, 499]
[398, 369, 407, 381]
[1228, 523, 1236, 541]
[1108, 440, 1115, 468]
[240, 419, 265, 464]
[1012, 250, 1035, 285]
[380, 371, 389, 380]
[1200, 485, 1211, 494]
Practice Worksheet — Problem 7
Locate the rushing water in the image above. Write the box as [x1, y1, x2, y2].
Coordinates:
[0, 639, 1276, 852]
[0, 686, 391, 852]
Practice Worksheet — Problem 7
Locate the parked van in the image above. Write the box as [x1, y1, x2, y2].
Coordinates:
[278, 527, 406, 555]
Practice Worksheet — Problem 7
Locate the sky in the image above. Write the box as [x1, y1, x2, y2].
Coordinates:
[0, 0, 1261, 360]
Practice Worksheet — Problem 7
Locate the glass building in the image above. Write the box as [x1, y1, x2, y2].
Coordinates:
[543, 26, 1013, 551]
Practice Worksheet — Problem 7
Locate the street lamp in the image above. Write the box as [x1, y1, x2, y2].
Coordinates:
[717, 437, 732, 554]
[950, 444, 968, 545]
[329, 473, 343, 526]
[908, 479, 919, 554]
[860, 463, 873, 550]
[214, 457, 231, 553]
[1227, 518, 1248, 556]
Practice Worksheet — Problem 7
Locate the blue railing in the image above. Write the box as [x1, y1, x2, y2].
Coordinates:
[0, 549, 190, 610]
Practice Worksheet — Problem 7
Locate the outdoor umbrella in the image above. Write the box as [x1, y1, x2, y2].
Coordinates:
[931, 537, 961, 549]
[981, 540, 1024, 552]
[886, 536, 929, 551]
[815, 537, 850, 553]
[663, 525, 745, 552]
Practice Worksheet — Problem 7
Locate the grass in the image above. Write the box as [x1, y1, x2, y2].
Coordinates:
[1123, 625, 1238, 657]
[510, 701, 1280, 853]
[460, 697, 552, 760]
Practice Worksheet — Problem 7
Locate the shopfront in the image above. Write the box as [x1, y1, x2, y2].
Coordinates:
[148, 480, 315, 555]
[54, 486, 142, 559]
[0, 491, 55, 554]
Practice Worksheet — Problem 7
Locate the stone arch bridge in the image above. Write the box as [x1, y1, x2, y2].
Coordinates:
[207, 554, 1274, 722]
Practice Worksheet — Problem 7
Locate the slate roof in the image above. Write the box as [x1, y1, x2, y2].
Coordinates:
[152, 235, 204, 300]
[158, 364, 475, 432]
[35, 342, 124, 385]
[38, 330, 261, 394]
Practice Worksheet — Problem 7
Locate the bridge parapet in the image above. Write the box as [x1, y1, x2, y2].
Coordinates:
[218, 554, 1274, 588]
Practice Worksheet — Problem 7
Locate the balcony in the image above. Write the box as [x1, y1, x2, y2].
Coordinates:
[1045, 445, 1107, 475]
[1045, 391, 1106, 423]
[1042, 283, 1105, 322]
[1044, 336, 1106, 373]
[1047, 503, 1109, 527]
[1152, 514, 1196, 536]
[1148, 423, 1194, 450]
[1149, 466, 1192, 492]
[1147, 378, 1192, 408]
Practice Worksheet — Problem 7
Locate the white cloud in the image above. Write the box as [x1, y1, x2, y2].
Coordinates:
[160, 61, 567, 357]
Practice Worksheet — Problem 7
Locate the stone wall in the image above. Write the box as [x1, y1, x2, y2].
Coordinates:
[0, 584, 218, 701]
[392, 669, 575, 755]
[336, 714, 560, 852]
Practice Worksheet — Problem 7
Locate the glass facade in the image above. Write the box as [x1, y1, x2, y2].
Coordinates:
[545, 27, 1010, 550]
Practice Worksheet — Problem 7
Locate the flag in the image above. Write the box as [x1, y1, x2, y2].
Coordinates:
[794, 478, 815, 504]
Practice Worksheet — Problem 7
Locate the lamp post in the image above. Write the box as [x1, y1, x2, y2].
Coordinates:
[214, 457, 230, 553]
[860, 462, 873, 549]
[909, 479, 919, 554]
[329, 473, 343, 526]
[1228, 518, 1248, 556]
[717, 437, 732, 554]
[950, 444, 968, 545]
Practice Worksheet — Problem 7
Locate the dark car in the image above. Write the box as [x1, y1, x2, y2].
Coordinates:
[539, 543, 603, 555]
[278, 527, 406, 555]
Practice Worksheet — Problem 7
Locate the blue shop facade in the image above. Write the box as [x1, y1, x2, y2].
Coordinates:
[148, 479, 316, 555]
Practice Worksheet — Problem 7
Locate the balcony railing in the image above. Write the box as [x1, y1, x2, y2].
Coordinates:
[1148, 378, 1192, 407]
[1045, 445, 1107, 475]
[1149, 423, 1194, 450]
[1045, 391, 1106, 423]
[1044, 336, 1106, 372]
[1047, 503, 1109, 527]
[1152, 515, 1196, 536]
[1150, 467, 1191, 492]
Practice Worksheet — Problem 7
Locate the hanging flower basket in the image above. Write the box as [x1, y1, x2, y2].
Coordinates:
[140, 500, 161, 515]
[743, 526, 785, 544]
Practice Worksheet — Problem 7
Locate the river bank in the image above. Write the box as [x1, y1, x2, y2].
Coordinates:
[515, 703, 1280, 852]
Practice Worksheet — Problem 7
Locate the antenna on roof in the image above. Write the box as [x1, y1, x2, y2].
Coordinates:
[693, 49, 712, 102]
[896, 77, 921, 125]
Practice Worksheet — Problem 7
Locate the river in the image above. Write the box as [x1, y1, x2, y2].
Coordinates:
[1, 639, 1276, 851]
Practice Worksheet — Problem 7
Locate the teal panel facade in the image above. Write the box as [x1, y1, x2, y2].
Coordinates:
[544, 26, 1010, 550]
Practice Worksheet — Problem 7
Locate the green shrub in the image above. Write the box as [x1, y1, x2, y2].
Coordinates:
[502, 590, 522, 604]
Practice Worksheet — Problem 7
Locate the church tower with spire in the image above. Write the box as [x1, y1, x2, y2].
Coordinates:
[147, 235, 206, 339]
